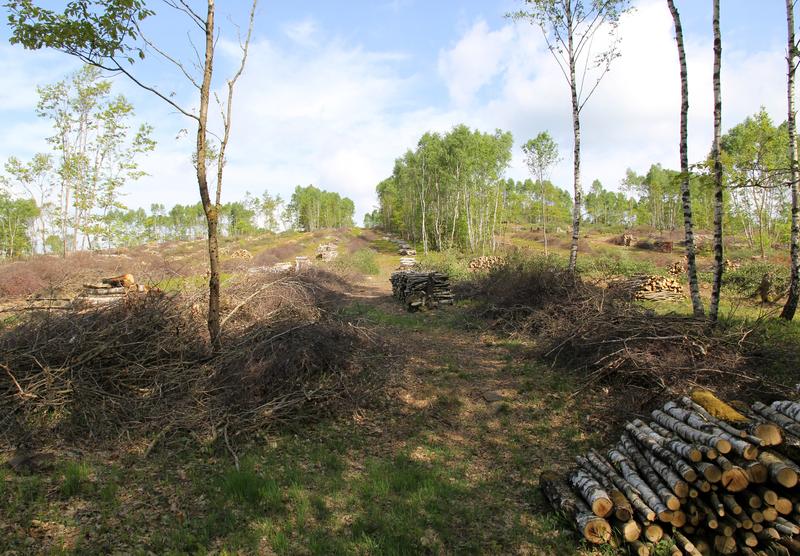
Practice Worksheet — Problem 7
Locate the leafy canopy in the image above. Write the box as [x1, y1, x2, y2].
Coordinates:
[6, 0, 153, 64]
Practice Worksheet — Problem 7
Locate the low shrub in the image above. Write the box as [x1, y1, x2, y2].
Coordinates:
[333, 248, 380, 275]
[723, 261, 790, 300]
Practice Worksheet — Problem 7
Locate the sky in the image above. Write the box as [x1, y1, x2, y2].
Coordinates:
[0, 0, 792, 224]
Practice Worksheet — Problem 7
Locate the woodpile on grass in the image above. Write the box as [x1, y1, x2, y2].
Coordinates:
[399, 256, 417, 269]
[668, 261, 687, 277]
[611, 274, 684, 302]
[468, 255, 505, 271]
[230, 248, 253, 260]
[390, 271, 453, 311]
[76, 273, 154, 307]
[543, 392, 800, 555]
[613, 233, 637, 247]
[398, 243, 417, 256]
[316, 243, 339, 261]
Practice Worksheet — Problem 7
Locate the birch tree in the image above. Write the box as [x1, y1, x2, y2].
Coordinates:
[709, 0, 724, 322]
[782, 0, 800, 321]
[522, 132, 560, 255]
[666, 0, 704, 317]
[7, 0, 258, 349]
[511, 0, 631, 271]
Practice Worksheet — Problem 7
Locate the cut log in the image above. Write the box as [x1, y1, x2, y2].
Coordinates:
[568, 468, 613, 517]
[539, 471, 612, 544]
[643, 522, 663, 543]
[715, 455, 750, 492]
[651, 409, 730, 453]
[713, 534, 737, 554]
[691, 390, 748, 422]
[644, 420, 703, 462]
[617, 436, 681, 511]
[753, 402, 800, 438]
[576, 455, 633, 521]
[622, 430, 689, 497]
[695, 461, 722, 483]
[771, 400, 800, 424]
[629, 420, 697, 481]
[586, 450, 656, 522]
[664, 402, 748, 457]
[681, 396, 764, 445]
[759, 451, 799, 488]
[607, 448, 671, 521]
[775, 496, 793, 515]
[673, 529, 702, 556]
[629, 539, 650, 556]
[740, 530, 759, 548]
[743, 460, 769, 484]
[722, 494, 743, 515]
[614, 518, 641, 542]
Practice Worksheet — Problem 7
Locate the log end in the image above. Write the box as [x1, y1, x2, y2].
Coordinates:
[721, 468, 749, 492]
[591, 498, 613, 518]
[716, 438, 732, 454]
[581, 516, 612, 544]
[777, 467, 798, 488]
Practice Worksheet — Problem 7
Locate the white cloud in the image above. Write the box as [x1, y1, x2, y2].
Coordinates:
[283, 19, 318, 47]
[438, 20, 515, 107]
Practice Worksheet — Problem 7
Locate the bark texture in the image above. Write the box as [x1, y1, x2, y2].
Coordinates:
[709, 0, 724, 322]
[783, 0, 800, 320]
[666, 0, 704, 316]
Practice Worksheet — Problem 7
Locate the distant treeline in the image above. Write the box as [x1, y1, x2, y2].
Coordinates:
[0, 184, 354, 256]
[369, 113, 793, 255]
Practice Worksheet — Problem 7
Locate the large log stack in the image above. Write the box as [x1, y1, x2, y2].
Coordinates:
[541, 393, 800, 555]
[390, 271, 453, 311]
[316, 243, 339, 261]
[611, 275, 684, 302]
[76, 274, 150, 307]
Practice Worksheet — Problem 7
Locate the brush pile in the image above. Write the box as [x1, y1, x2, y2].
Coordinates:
[468, 256, 506, 271]
[0, 271, 381, 447]
[390, 271, 453, 311]
[543, 392, 800, 555]
[611, 275, 684, 302]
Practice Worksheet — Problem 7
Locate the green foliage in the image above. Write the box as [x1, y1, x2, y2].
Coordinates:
[6, 0, 153, 65]
[577, 253, 659, 278]
[375, 124, 514, 252]
[0, 192, 39, 258]
[723, 261, 790, 298]
[286, 185, 354, 231]
[60, 461, 91, 498]
[417, 249, 472, 281]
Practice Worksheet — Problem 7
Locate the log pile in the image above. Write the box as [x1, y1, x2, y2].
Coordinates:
[468, 256, 506, 271]
[611, 275, 684, 302]
[398, 257, 417, 269]
[398, 243, 417, 256]
[230, 248, 253, 260]
[76, 274, 149, 307]
[668, 261, 687, 277]
[542, 392, 800, 555]
[390, 271, 453, 311]
[316, 243, 339, 261]
[295, 256, 311, 272]
[614, 233, 637, 247]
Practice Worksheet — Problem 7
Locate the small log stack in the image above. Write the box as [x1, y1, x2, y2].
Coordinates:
[76, 274, 148, 307]
[468, 256, 506, 271]
[390, 271, 453, 311]
[398, 257, 417, 269]
[614, 233, 637, 247]
[541, 392, 800, 555]
[316, 243, 339, 261]
[398, 243, 417, 256]
[668, 261, 687, 277]
[611, 275, 684, 302]
[295, 256, 311, 272]
[230, 248, 253, 260]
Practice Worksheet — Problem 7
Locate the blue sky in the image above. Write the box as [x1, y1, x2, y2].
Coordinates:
[0, 0, 793, 223]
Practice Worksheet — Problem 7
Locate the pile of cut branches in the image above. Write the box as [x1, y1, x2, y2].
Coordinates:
[0, 271, 383, 448]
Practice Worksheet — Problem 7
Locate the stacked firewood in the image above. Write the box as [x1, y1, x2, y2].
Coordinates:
[542, 392, 800, 555]
[614, 233, 637, 247]
[316, 243, 339, 261]
[668, 261, 687, 277]
[468, 256, 506, 271]
[76, 274, 149, 307]
[398, 257, 417, 269]
[230, 248, 253, 260]
[398, 243, 417, 256]
[611, 275, 684, 302]
[390, 271, 453, 311]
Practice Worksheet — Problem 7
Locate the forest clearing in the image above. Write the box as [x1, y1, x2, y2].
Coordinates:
[3, 0, 800, 555]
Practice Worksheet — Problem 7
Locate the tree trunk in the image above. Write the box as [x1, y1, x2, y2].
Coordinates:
[567, 4, 582, 272]
[197, 0, 220, 350]
[709, 0, 724, 322]
[667, 0, 704, 316]
[540, 177, 549, 256]
[783, 0, 800, 320]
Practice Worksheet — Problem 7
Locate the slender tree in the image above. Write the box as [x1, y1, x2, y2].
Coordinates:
[666, 0, 704, 316]
[511, 0, 631, 271]
[709, 0, 724, 322]
[782, 0, 800, 320]
[7, 0, 258, 349]
[522, 132, 560, 256]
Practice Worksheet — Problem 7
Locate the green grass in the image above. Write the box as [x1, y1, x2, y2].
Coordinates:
[60, 461, 91, 498]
